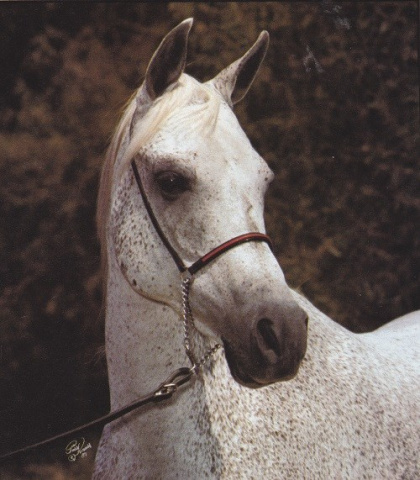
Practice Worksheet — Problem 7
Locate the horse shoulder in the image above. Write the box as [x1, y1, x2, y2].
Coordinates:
[360, 310, 420, 366]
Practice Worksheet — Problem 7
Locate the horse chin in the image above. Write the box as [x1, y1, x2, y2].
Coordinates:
[223, 339, 302, 389]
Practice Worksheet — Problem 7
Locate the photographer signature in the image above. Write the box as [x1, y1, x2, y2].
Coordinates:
[65, 437, 92, 462]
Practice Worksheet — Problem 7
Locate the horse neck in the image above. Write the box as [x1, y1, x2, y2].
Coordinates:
[99, 249, 224, 477]
[104, 251, 188, 408]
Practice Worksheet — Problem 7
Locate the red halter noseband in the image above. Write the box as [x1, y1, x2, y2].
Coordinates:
[130, 159, 272, 276]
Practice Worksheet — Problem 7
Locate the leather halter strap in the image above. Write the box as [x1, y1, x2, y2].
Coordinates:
[131, 159, 272, 276]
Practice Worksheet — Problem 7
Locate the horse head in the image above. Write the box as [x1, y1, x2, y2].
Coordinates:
[104, 19, 308, 388]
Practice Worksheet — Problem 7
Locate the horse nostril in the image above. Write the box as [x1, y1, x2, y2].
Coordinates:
[304, 315, 309, 329]
[257, 318, 281, 355]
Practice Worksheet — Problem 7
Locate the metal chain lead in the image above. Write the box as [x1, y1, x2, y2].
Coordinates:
[181, 276, 221, 372]
[181, 276, 196, 366]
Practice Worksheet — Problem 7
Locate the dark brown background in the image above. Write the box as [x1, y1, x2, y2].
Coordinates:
[1, 2, 418, 478]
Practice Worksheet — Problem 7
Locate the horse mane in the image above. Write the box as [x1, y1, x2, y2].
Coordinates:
[96, 74, 221, 290]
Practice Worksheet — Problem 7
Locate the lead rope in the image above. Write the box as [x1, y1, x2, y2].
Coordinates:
[0, 367, 194, 462]
[0, 278, 221, 462]
[181, 276, 221, 372]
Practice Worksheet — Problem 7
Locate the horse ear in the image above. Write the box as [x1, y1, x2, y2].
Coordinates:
[144, 18, 193, 100]
[209, 31, 269, 105]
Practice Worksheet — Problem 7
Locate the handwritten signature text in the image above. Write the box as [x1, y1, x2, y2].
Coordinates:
[65, 437, 92, 462]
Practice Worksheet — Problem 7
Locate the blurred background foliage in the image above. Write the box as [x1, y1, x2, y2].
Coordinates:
[0, 2, 418, 478]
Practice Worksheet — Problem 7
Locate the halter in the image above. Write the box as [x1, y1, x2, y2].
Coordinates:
[130, 159, 272, 276]
[0, 158, 273, 462]
[130, 158, 272, 368]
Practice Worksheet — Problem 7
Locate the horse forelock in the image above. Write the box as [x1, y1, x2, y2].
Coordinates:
[123, 75, 221, 168]
[96, 74, 222, 295]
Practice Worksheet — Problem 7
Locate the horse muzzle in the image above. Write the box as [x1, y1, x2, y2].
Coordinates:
[223, 303, 308, 388]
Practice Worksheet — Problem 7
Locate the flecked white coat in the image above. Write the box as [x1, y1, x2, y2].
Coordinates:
[93, 19, 420, 479]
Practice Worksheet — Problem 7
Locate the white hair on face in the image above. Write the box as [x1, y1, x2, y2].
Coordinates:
[97, 73, 222, 280]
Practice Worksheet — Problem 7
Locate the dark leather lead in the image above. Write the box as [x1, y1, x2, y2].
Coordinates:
[0, 160, 273, 462]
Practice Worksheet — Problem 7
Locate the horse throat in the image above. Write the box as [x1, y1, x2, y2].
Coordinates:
[95, 256, 224, 477]
[104, 257, 189, 406]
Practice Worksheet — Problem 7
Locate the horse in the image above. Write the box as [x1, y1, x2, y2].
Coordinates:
[93, 19, 419, 479]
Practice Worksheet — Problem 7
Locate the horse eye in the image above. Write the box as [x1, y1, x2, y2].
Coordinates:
[154, 171, 190, 200]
